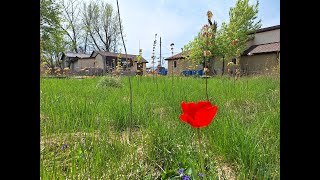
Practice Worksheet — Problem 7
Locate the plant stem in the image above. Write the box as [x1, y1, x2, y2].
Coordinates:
[205, 75, 208, 101]
[205, 30, 209, 101]
[198, 128, 204, 174]
[171, 58, 174, 98]
[128, 76, 133, 141]
[116, 0, 132, 141]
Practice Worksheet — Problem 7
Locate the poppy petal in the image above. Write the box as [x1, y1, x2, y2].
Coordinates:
[194, 105, 218, 128]
[180, 114, 190, 123]
[196, 101, 213, 110]
[181, 102, 198, 119]
[181, 101, 189, 113]
[188, 117, 202, 128]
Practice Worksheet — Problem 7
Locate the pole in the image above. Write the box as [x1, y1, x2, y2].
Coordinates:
[160, 37, 162, 66]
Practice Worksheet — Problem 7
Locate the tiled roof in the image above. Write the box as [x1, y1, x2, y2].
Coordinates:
[243, 42, 280, 55]
[164, 50, 190, 60]
[92, 51, 148, 63]
[64, 53, 91, 58]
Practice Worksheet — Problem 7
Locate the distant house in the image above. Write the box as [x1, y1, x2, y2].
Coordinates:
[241, 25, 280, 74]
[90, 51, 148, 75]
[165, 25, 280, 76]
[60, 52, 93, 71]
[64, 51, 148, 75]
[164, 51, 203, 76]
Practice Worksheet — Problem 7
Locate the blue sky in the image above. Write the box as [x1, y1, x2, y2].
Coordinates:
[110, 0, 280, 68]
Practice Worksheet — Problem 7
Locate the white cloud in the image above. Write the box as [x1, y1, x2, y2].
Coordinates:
[115, 0, 200, 67]
[106, 0, 279, 68]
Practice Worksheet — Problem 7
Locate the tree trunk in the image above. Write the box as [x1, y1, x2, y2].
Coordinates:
[209, 58, 216, 75]
[222, 56, 225, 75]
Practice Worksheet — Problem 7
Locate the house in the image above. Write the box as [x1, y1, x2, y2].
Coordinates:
[90, 51, 148, 75]
[164, 51, 203, 76]
[64, 51, 148, 75]
[60, 52, 93, 71]
[241, 25, 280, 74]
[165, 25, 280, 76]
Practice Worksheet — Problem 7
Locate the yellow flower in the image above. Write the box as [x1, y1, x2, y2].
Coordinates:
[207, 11, 213, 20]
[203, 50, 212, 57]
[227, 62, 233, 66]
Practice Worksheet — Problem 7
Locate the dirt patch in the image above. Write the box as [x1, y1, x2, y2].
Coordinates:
[214, 157, 237, 180]
[40, 114, 49, 121]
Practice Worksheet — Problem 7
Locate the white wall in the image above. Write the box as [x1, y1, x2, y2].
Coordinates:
[253, 29, 280, 45]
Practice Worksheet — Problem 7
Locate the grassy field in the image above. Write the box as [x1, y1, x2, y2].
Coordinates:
[40, 75, 280, 179]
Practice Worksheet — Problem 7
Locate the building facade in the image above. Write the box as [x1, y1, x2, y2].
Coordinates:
[165, 25, 280, 76]
[63, 51, 148, 75]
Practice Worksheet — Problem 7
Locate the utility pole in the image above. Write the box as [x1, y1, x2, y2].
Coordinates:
[160, 37, 162, 66]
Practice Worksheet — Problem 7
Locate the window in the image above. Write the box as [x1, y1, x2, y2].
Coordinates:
[120, 58, 133, 67]
[174, 61, 177, 68]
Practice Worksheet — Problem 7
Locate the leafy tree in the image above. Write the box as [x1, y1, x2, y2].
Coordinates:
[184, 20, 218, 74]
[218, 0, 261, 63]
[41, 0, 66, 74]
[42, 29, 67, 74]
[183, 0, 261, 75]
[40, 0, 61, 35]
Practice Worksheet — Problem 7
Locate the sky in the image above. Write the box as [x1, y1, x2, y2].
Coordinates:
[108, 0, 280, 68]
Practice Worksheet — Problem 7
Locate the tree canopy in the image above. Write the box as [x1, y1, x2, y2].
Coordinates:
[183, 0, 261, 71]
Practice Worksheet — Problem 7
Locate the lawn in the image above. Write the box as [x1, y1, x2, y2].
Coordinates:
[40, 75, 280, 179]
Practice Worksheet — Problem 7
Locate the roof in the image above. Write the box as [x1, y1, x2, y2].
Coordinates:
[248, 25, 280, 34]
[243, 42, 280, 56]
[91, 51, 148, 63]
[62, 52, 91, 59]
[164, 50, 190, 61]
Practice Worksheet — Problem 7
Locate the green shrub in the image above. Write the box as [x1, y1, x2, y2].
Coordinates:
[96, 76, 123, 88]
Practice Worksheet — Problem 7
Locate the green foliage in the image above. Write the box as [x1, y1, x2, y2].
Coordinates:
[96, 76, 123, 88]
[184, 0, 262, 69]
[217, 0, 261, 59]
[40, 0, 61, 34]
[161, 161, 196, 179]
[41, 0, 66, 71]
[41, 76, 279, 179]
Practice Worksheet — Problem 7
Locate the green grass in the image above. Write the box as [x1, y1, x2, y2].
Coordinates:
[40, 75, 280, 179]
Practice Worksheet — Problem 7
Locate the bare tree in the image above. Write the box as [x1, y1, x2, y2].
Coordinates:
[82, 0, 122, 52]
[82, 1, 101, 51]
[60, 0, 82, 53]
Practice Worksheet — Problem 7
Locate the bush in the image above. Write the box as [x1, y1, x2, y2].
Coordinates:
[96, 76, 123, 88]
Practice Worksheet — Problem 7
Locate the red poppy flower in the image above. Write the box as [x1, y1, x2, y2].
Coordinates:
[180, 101, 218, 128]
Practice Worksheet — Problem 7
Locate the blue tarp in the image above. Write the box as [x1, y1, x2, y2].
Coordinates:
[182, 70, 203, 76]
[158, 68, 168, 75]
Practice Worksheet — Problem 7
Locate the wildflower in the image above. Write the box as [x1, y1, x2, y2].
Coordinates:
[232, 39, 239, 46]
[180, 101, 218, 128]
[61, 144, 68, 150]
[178, 168, 184, 175]
[181, 175, 191, 180]
[236, 48, 241, 57]
[202, 25, 209, 34]
[207, 11, 213, 20]
[203, 50, 212, 57]
[227, 61, 234, 67]
[198, 173, 204, 177]
[204, 67, 209, 73]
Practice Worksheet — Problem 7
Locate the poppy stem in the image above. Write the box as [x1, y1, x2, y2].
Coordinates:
[198, 128, 204, 173]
